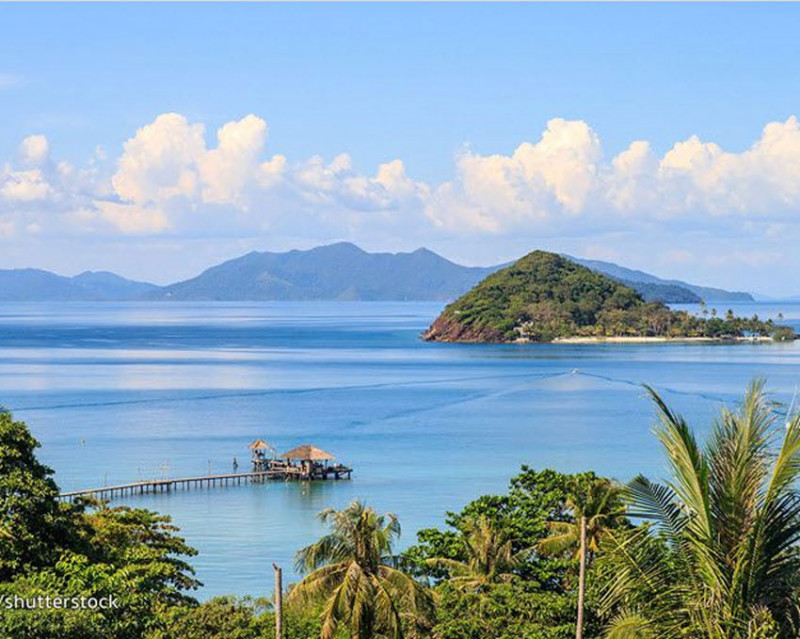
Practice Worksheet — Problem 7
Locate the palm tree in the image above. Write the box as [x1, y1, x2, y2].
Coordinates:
[289, 500, 433, 639]
[538, 478, 627, 639]
[599, 380, 800, 638]
[425, 515, 529, 593]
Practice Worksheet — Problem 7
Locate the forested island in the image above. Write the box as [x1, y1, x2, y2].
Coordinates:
[423, 251, 794, 343]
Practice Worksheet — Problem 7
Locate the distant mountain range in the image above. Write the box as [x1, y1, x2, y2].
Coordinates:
[0, 243, 755, 303]
[149, 243, 497, 301]
[0, 269, 159, 301]
[567, 257, 754, 303]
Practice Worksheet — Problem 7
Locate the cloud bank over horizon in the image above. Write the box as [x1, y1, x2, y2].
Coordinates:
[1, 113, 799, 293]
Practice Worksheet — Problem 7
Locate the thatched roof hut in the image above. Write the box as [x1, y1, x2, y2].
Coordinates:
[248, 439, 274, 452]
[282, 444, 335, 461]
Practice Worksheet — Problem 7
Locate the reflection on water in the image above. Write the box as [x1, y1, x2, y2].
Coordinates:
[0, 301, 799, 598]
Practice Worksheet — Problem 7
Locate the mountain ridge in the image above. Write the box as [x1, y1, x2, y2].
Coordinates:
[566, 256, 754, 302]
[0, 243, 759, 302]
[0, 268, 159, 301]
[148, 242, 498, 301]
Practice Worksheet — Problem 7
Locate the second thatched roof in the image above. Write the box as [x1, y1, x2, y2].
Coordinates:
[248, 439, 274, 452]
[282, 444, 335, 461]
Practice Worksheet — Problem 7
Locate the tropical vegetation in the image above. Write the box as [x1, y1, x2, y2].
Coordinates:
[3, 380, 800, 638]
[596, 380, 800, 638]
[423, 251, 792, 342]
[538, 478, 627, 639]
[289, 500, 433, 639]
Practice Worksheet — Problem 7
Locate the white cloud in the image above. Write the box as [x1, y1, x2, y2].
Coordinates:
[93, 201, 171, 235]
[426, 119, 602, 232]
[655, 117, 800, 217]
[99, 112, 426, 235]
[0, 134, 106, 238]
[112, 113, 205, 205]
[19, 135, 50, 166]
[199, 114, 268, 205]
[3, 113, 800, 247]
[0, 168, 52, 202]
[426, 115, 800, 233]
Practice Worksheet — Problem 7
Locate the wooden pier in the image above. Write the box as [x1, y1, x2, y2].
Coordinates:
[58, 466, 353, 502]
[59, 440, 353, 502]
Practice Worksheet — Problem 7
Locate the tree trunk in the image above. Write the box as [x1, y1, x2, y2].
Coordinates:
[273, 563, 283, 639]
[576, 514, 587, 639]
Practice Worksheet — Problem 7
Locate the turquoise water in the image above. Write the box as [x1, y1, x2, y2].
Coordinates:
[1, 301, 800, 599]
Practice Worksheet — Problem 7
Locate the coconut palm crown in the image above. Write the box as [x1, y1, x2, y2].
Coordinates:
[599, 379, 800, 639]
[425, 515, 530, 593]
[289, 499, 433, 639]
[538, 477, 627, 561]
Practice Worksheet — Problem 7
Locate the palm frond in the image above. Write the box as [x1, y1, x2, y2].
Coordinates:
[288, 562, 349, 607]
[290, 500, 433, 637]
[537, 531, 578, 558]
[625, 475, 686, 546]
[601, 381, 800, 638]
[645, 385, 711, 542]
[605, 610, 657, 639]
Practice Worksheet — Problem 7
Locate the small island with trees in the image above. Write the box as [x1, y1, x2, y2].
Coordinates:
[423, 251, 795, 344]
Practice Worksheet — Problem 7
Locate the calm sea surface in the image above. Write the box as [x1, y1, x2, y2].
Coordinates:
[1, 301, 800, 598]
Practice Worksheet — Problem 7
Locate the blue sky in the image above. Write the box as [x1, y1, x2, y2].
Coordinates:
[2, 3, 800, 295]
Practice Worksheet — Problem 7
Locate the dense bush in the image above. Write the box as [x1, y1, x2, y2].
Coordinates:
[0, 411, 200, 638]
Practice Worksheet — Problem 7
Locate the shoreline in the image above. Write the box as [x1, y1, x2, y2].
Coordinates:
[547, 335, 776, 344]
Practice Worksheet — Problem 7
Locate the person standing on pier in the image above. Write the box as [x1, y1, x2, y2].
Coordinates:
[232, 457, 239, 473]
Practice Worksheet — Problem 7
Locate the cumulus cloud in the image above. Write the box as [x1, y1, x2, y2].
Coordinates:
[19, 134, 50, 166]
[3, 113, 800, 245]
[112, 113, 206, 205]
[199, 114, 269, 205]
[426, 115, 800, 233]
[0, 133, 106, 238]
[0, 168, 51, 202]
[97, 112, 427, 235]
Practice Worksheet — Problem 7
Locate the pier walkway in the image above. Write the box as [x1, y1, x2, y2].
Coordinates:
[58, 465, 352, 502]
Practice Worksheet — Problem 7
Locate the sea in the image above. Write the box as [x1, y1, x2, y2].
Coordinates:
[1, 300, 799, 599]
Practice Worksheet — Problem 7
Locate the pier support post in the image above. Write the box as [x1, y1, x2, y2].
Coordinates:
[273, 563, 283, 639]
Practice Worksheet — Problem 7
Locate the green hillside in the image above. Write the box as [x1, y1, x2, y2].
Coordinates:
[423, 251, 791, 343]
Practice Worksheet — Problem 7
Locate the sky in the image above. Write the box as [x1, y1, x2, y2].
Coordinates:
[1, 3, 800, 296]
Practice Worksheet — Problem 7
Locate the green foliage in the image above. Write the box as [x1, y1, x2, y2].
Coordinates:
[432, 251, 791, 342]
[746, 607, 781, 639]
[289, 499, 434, 639]
[771, 325, 795, 342]
[405, 468, 619, 639]
[538, 477, 627, 561]
[152, 596, 325, 639]
[0, 412, 83, 579]
[153, 596, 271, 639]
[83, 504, 200, 599]
[0, 411, 200, 639]
[598, 380, 800, 638]
[424, 516, 530, 593]
[1, 551, 173, 639]
[0, 503, 201, 638]
[405, 467, 594, 588]
[432, 581, 576, 639]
